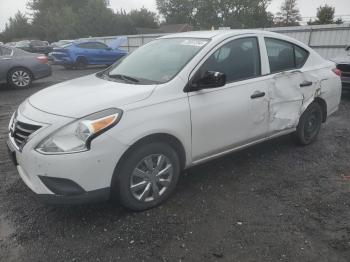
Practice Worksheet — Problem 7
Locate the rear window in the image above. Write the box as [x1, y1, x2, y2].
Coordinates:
[32, 40, 45, 46]
[15, 41, 30, 48]
[265, 38, 309, 73]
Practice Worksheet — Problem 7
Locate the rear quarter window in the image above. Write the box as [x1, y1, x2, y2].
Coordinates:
[265, 37, 309, 73]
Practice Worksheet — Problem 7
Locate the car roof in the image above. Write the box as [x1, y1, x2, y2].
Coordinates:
[160, 29, 294, 40]
[159, 29, 310, 51]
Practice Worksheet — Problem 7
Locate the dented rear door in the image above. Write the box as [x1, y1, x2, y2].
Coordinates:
[268, 71, 304, 133]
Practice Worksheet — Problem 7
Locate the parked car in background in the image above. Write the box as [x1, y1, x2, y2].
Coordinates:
[15, 40, 53, 55]
[48, 40, 127, 69]
[7, 30, 342, 210]
[332, 45, 350, 90]
[50, 40, 74, 49]
[5, 42, 17, 47]
[0, 45, 51, 88]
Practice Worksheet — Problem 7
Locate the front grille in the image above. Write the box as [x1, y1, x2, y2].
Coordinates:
[10, 120, 42, 149]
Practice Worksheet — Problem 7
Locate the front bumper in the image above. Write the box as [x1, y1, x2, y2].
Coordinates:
[7, 102, 128, 204]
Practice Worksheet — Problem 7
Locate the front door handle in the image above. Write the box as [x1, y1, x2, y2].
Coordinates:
[300, 81, 313, 87]
[250, 91, 266, 99]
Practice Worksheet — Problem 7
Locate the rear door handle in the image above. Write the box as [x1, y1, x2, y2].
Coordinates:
[300, 81, 313, 87]
[250, 91, 266, 99]
[1, 57, 12, 60]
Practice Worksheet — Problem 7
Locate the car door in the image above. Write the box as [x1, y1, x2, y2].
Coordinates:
[76, 43, 95, 64]
[94, 42, 110, 64]
[263, 37, 313, 134]
[0, 46, 13, 81]
[188, 36, 270, 162]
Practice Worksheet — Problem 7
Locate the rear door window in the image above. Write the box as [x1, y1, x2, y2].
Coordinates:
[77, 42, 107, 49]
[265, 38, 309, 73]
[92, 42, 108, 49]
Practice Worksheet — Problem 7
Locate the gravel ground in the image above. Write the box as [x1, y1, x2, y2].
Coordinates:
[0, 66, 349, 262]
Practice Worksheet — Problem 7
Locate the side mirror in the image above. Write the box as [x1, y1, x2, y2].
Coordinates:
[106, 47, 112, 51]
[189, 71, 226, 91]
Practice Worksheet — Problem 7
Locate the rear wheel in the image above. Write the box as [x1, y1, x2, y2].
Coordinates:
[7, 68, 32, 88]
[112, 142, 180, 211]
[75, 57, 87, 69]
[293, 102, 323, 145]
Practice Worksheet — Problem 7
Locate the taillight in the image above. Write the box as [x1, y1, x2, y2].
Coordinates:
[332, 68, 342, 76]
[37, 55, 48, 64]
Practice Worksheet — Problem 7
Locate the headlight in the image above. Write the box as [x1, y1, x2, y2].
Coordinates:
[8, 111, 17, 131]
[36, 108, 122, 154]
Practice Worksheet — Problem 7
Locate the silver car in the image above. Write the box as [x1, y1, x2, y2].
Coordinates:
[0, 45, 52, 88]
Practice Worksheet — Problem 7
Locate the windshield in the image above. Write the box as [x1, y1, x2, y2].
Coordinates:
[105, 38, 209, 84]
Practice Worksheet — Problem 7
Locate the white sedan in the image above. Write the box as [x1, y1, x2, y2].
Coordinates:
[7, 30, 341, 211]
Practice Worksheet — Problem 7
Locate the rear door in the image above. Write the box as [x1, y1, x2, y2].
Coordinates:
[76, 43, 96, 63]
[92, 42, 116, 64]
[0, 46, 13, 81]
[263, 37, 313, 134]
[188, 36, 270, 162]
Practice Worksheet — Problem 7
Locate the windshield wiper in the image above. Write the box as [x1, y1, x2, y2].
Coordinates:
[108, 74, 139, 83]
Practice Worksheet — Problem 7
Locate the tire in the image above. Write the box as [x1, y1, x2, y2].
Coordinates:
[7, 68, 32, 88]
[75, 57, 87, 70]
[293, 102, 323, 145]
[112, 142, 180, 211]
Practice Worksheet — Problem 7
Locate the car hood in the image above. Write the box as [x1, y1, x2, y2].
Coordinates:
[29, 74, 156, 118]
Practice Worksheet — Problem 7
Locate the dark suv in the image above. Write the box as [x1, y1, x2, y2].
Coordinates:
[332, 45, 350, 90]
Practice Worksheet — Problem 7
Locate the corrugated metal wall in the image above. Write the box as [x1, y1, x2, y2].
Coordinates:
[80, 24, 350, 59]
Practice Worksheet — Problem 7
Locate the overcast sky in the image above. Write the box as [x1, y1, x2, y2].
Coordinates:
[1, 0, 350, 31]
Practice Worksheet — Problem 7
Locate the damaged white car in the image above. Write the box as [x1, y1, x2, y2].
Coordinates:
[7, 30, 341, 211]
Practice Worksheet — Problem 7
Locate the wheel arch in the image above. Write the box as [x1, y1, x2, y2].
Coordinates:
[115, 133, 187, 175]
[75, 56, 88, 63]
[301, 96, 327, 123]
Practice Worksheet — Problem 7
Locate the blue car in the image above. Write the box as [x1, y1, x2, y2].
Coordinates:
[49, 40, 127, 69]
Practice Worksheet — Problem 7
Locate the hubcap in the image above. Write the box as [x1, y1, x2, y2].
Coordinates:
[12, 70, 30, 87]
[130, 154, 173, 203]
[304, 111, 319, 140]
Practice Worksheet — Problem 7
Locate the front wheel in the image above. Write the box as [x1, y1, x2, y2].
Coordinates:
[293, 102, 323, 145]
[112, 142, 180, 211]
[8, 68, 32, 88]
